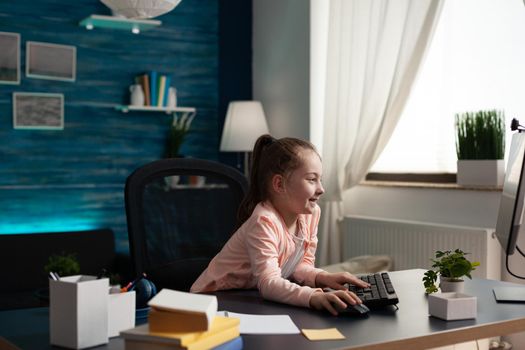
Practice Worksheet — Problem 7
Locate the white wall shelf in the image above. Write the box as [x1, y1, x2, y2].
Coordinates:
[79, 15, 161, 34]
[115, 105, 196, 123]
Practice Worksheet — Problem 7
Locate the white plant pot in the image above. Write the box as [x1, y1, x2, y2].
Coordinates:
[439, 276, 465, 293]
[457, 159, 504, 187]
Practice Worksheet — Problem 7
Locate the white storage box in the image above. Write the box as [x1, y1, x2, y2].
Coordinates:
[428, 292, 477, 321]
[49, 275, 109, 349]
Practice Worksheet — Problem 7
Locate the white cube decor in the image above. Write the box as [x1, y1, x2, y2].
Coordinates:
[49, 275, 109, 349]
[428, 292, 477, 321]
[457, 160, 504, 187]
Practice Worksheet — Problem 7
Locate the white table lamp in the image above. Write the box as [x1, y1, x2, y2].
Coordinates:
[220, 101, 269, 176]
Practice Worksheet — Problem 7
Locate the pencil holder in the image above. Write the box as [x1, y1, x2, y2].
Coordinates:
[49, 275, 109, 349]
[108, 290, 136, 337]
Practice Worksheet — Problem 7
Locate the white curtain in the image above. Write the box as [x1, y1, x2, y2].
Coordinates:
[317, 0, 444, 266]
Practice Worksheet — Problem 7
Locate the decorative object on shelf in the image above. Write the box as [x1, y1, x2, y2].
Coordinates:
[422, 249, 480, 294]
[166, 112, 195, 158]
[455, 110, 505, 187]
[167, 87, 177, 108]
[0, 31, 20, 85]
[79, 15, 161, 34]
[13, 92, 64, 130]
[26, 41, 76, 82]
[220, 101, 270, 176]
[100, 0, 182, 19]
[129, 84, 145, 106]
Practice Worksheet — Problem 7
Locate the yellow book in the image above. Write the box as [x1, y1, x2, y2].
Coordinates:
[149, 308, 209, 333]
[124, 328, 239, 350]
[120, 316, 239, 347]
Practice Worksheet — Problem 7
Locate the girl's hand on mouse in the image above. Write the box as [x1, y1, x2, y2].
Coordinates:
[315, 271, 370, 290]
[309, 290, 361, 316]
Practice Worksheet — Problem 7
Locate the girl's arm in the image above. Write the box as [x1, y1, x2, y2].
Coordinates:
[245, 216, 322, 308]
[292, 205, 323, 286]
[291, 205, 368, 290]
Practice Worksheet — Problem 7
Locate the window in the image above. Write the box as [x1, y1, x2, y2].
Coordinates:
[370, 0, 525, 174]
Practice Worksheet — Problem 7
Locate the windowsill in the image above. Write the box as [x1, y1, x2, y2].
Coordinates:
[360, 180, 502, 192]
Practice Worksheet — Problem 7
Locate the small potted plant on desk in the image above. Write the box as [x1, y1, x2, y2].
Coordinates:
[423, 249, 480, 294]
[36, 252, 81, 304]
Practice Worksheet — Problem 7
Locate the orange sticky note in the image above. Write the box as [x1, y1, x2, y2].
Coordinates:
[301, 328, 345, 341]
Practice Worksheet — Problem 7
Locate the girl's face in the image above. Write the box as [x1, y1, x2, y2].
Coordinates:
[281, 149, 325, 215]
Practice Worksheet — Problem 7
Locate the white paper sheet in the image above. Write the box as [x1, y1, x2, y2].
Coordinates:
[217, 311, 300, 334]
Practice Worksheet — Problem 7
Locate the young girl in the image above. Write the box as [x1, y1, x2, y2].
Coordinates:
[191, 134, 369, 315]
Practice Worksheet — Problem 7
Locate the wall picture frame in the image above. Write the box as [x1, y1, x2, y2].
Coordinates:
[0, 32, 20, 85]
[13, 92, 64, 130]
[26, 41, 76, 82]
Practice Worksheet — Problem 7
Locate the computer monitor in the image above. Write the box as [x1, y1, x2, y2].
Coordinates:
[494, 130, 525, 301]
[495, 131, 525, 255]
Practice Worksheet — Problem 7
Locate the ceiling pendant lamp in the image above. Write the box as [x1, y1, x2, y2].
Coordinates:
[100, 0, 182, 19]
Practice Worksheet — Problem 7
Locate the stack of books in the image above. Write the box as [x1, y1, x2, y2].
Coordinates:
[134, 72, 172, 108]
[120, 289, 242, 350]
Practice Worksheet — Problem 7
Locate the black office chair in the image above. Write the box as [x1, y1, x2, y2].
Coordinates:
[125, 158, 248, 292]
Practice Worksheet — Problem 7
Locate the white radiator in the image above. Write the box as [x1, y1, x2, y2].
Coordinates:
[342, 215, 501, 279]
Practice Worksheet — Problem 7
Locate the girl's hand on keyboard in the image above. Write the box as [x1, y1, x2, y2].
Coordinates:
[315, 271, 370, 290]
[309, 289, 361, 316]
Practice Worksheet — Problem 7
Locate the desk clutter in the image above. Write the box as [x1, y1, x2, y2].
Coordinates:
[49, 275, 136, 349]
[121, 289, 242, 350]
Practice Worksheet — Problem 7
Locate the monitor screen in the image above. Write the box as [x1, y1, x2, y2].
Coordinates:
[495, 132, 525, 255]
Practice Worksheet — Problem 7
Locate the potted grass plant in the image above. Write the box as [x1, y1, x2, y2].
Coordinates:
[455, 109, 505, 187]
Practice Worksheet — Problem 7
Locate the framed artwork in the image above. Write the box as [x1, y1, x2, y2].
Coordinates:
[0, 32, 20, 84]
[26, 41, 76, 82]
[13, 92, 64, 130]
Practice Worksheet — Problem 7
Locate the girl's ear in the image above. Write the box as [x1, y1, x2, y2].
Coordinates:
[271, 174, 286, 194]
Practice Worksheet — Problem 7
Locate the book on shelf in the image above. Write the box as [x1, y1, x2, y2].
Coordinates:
[163, 75, 171, 107]
[148, 289, 218, 332]
[157, 75, 166, 107]
[124, 335, 243, 350]
[120, 316, 240, 350]
[150, 71, 158, 106]
[142, 73, 151, 106]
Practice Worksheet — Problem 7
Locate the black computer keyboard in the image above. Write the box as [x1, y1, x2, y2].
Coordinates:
[348, 272, 399, 308]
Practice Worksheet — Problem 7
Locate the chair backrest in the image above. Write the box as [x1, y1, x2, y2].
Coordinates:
[125, 158, 248, 292]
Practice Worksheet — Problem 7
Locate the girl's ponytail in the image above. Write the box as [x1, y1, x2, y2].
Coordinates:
[237, 134, 275, 225]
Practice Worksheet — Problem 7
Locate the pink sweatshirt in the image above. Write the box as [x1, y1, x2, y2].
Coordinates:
[190, 201, 324, 307]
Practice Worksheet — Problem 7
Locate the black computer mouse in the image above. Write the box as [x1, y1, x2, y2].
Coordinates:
[339, 303, 370, 316]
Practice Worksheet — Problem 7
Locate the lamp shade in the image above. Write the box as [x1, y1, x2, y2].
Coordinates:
[100, 0, 181, 19]
[220, 101, 270, 152]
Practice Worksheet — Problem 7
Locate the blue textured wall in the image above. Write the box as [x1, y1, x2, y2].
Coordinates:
[0, 0, 221, 252]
